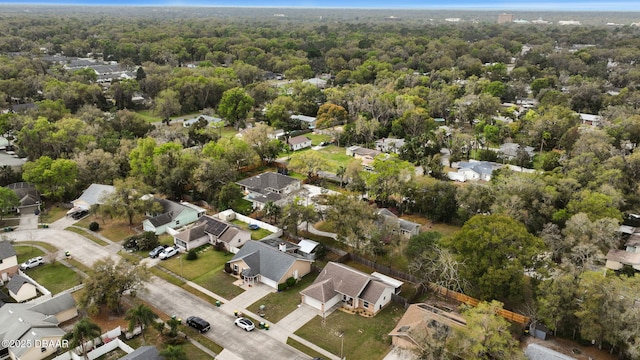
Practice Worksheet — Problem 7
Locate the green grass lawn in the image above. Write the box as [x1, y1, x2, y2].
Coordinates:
[136, 110, 163, 123]
[219, 126, 239, 139]
[14, 244, 45, 263]
[305, 133, 332, 145]
[295, 303, 403, 360]
[230, 219, 272, 240]
[39, 205, 68, 224]
[159, 246, 231, 280]
[25, 262, 81, 294]
[247, 272, 318, 323]
[76, 215, 139, 242]
[192, 270, 245, 300]
[285, 145, 356, 173]
[286, 337, 327, 360]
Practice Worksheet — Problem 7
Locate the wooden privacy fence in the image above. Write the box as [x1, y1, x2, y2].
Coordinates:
[431, 284, 530, 325]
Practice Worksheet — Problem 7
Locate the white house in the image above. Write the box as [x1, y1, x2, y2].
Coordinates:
[7, 274, 38, 302]
[375, 138, 405, 154]
[606, 234, 640, 271]
[448, 160, 503, 182]
[71, 184, 115, 210]
[174, 215, 251, 253]
[287, 135, 312, 151]
[291, 114, 317, 129]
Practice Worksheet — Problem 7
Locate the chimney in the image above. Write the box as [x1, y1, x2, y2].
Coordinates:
[279, 243, 287, 252]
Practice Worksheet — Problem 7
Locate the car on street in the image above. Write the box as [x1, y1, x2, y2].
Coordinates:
[186, 316, 211, 333]
[148, 245, 166, 258]
[234, 317, 255, 331]
[20, 256, 44, 270]
[159, 246, 178, 260]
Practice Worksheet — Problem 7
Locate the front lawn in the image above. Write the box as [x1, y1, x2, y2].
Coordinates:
[305, 133, 332, 145]
[76, 215, 139, 242]
[192, 270, 245, 300]
[247, 272, 318, 323]
[158, 246, 231, 280]
[39, 205, 68, 223]
[295, 303, 403, 360]
[14, 244, 45, 263]
[25, 262, 81, 294]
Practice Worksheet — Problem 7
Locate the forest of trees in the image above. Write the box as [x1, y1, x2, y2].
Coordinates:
[2, 8, 640, 358]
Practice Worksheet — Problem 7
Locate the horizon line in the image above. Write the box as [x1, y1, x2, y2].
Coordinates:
[1, 3, 640, 12]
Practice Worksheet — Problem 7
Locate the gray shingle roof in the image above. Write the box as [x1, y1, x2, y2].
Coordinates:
[174, 223, 207, 243]
[302, 262, 393, 303]
[119, 345, 163, 360]
[0, 241, 16, 259]
[229, 240, 310, 283]
[147, 199, 191, 227]
[0, 304, 60, 353]
[197, 216, 229, 237]
[6, 182, 40, 207]
[6, 275, 33, 294]
[288, 135, 311, 146]
[28, 293, 76, 316]
[236, 172, 299, 194]
[75, 184, 115, 206]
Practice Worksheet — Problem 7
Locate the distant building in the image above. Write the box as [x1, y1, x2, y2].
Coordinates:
[559, 20, 581, 25]
[497, 13, 514, 24]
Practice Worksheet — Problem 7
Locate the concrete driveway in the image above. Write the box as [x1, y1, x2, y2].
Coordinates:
[8, 226, 315, 360]
[141, 277, 308, 360]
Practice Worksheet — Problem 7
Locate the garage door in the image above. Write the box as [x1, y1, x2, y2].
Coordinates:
[261, 277, 278, 289]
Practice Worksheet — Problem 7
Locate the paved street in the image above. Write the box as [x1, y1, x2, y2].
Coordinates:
[8, 216, 330, 360]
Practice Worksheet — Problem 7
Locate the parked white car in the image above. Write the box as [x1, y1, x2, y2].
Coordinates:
[20, 256, 44, 270]
[159, 247, 178, 260]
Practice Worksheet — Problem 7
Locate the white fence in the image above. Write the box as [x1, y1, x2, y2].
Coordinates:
[53, 327, 134, 360]
[20, 270, 52, 304]
[216, 209, 283, 237]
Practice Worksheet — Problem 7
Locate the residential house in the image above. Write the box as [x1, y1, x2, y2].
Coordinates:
[182, 114, 224, 128]
[499, 142, 535, 160]
[174, 215, 251, 253]
[345, 146, 383, 171]
[291, 114, 317, 129]
[5, 182, 41, 214]
[71, 184, 115, 211]
[236, 172, 301, 210]
[0, 241, 18, 282]
[377, 208, 421, 238]
[268, 129, 285, 140]
[606, 234, 640, 271]
[287, 135, 312, 151]
[300, 262, 399, 317]
[7, 275, 38, 302]
[579, 113, 602, 127]
[0, 293, 77, 360]
[226, 240, 313, 289]
[297, 239, 320, 260]
[142, 199, 206, 235]
[375, 138, 405, 154]
[447, 160, 503, 182]
[389, 303, 466, 350]
[303, 77, 327, 89]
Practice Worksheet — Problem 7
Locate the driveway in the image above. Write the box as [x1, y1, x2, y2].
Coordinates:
[8, 226, 315, 360]
[141, 277, 308, 360]
[17, 212, 38, 230]
[270, 304, 319, 342]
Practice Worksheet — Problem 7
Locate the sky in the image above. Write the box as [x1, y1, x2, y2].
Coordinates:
[0, 0, 639, 11]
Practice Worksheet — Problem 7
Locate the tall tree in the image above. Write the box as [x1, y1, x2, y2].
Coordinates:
[100, 177, 160, 225]
[154, 89, 181, 124]
[62, 318, 102, 360]
[444, 214, 545, 302]
[125, 304, 158, 344]
[450, 301, 525, 360]
[288, 151, 330, 180]
[0, 187, 19, 221]
[218, 87, 254, 130]
[22, 156, 78, 201]
[80, 258, 149, 314]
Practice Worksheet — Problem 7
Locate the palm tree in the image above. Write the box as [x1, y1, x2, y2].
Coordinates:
[263, 201, 281, 224]
[160, 345, 187, 360]
[125, 304, 158, 344]
[336, 165, 346, 187]
[63, 318, 102, 360]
